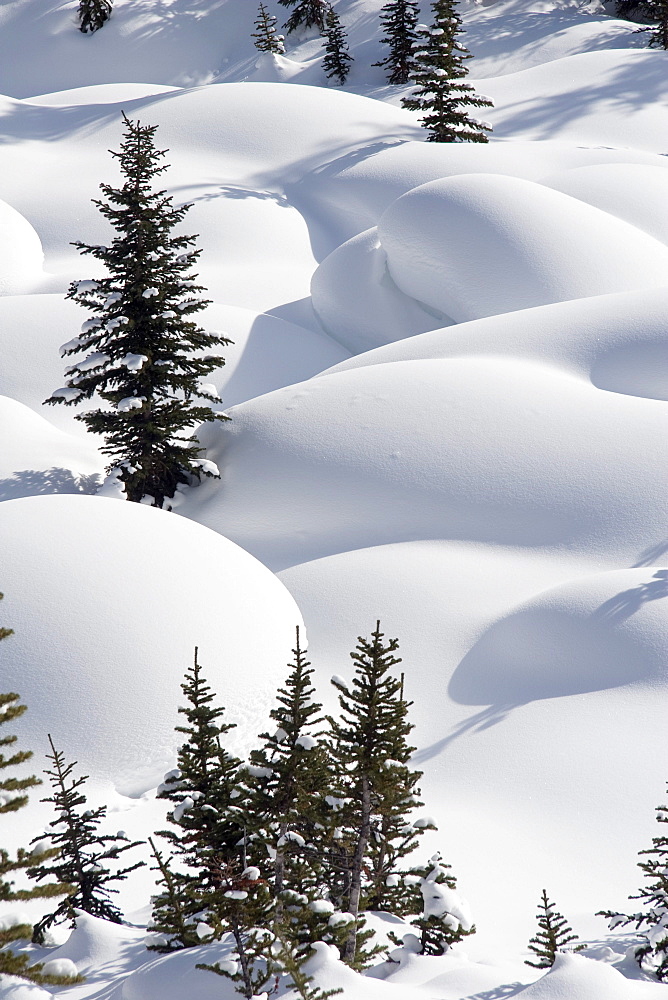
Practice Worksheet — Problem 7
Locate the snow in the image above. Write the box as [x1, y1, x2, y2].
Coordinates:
[1, 0, 668, 995]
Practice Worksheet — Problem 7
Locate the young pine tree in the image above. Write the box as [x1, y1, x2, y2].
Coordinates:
[402, 0, 492, 142]
[78, 0, 112, 33]
[28, 736, 144, 945]
[252, 3, 286, 54]
[599, 784, 668, 979]
[324, 622, 430, 967]
[400, 853, 474, 955]
[526, 889, 583, 969]
[44, 113, 230, 509]
[374, 0, 420, 85]
[280, 0, 330, 35]
[152, 648, 244, 947]
[322, 7, 352, 85]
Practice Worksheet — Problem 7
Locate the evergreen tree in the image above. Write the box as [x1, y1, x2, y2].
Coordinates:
[397, 853, 474, 955]
[28, 736, 144, 945]
[526, 889, 583, 969]
[322, 6, 352, 85]
[374, 0, 420, 85]
[402, 0, 492, 142]
[44, 114, 230, 509]
[78, 0, 112, 33]
[252, 3, 286, 54]
[632, 0, 668, 47]
[152, 648, 244, 946]
[599, 784, 668, 979]
[280, 0, 330, 35]
[0, 600, 79, 986]
[323, 622, 429, 967]
[146, 837, 195, 952]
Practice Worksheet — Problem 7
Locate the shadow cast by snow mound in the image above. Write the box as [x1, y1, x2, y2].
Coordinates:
[449, 568, 668, 705]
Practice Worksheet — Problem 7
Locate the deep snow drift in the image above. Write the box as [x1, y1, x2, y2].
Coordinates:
[0, 0, 667, 997]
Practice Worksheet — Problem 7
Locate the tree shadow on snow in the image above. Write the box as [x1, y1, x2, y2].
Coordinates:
[632, 536, 668, 567]
[412, 702, 524, 764]
[0, 468, 100, 501]
[591, 569, 668, 623]
[466, 984, 527, 1000]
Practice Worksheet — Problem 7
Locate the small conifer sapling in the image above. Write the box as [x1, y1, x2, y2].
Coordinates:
[252, 3, 286, 54]
[322, 7, 352, 85]
[402, 0, 492, 142]
[399, 853, 474, 955]
[78, 0, 112, 33]
[45, 114, 230, 509]
[526, 889, 583, 968]
[28, 736, 144, 945]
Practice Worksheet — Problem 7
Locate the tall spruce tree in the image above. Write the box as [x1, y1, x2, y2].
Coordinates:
[252, 3, 286, 54]
[374, 0, 420, 85]
[599, 784, 668, 979]
[324, 622, 430, 967]
[322, 6, 353, 85]
[402, 0, 492, 142]
[44, 113, 230, 509]
[78, 0, 112, 33]
[0, 600, 79, 986]
[280, 0, 330, 35]
[525, 890, 583, 969]
[152, 648, 244, 948]
[28, 736, 144, 944]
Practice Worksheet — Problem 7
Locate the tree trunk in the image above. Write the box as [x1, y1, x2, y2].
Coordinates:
[342, 775, 371, 965]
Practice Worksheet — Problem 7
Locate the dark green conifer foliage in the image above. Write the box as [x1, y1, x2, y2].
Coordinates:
[599, 784, 668, 979]
[271, 931, 342, 1000]
[28, 736, 144, 945]
[525, 889, 583, 968]
[252, 3, 286, 53]
[0, 603, 80, 986]
[153, 648, 244, 944]
[280, 0, 330, 35]
[78, 0, 112, 33]
[402, 0, 492, 142]
[146, 838, 196, 952]
[631, 0, 668, 47]
[322, 7, 353, 85]
[324, 622, 426, 967]
[399, 853, 474, 955]
[44, 113, 230, 509]
[374, 0, 420, 84]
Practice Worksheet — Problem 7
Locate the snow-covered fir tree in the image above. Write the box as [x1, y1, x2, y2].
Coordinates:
[44, 113, 230, 509]
[0, 674, 79, 984]
[402, 0, 492, 142]
[77, 0, 112, 33]
[398, 853, 475, 955]
[324, 622, 431, 966]
[526, 889, 583, 969]
[28, 736, 144, 945]
[322, 6, 352, 85]
[152, 648, 244, 948]
[599, 785, 668, 979]
[374, 0, 420, 85]
[280, 0, 330, 35]
[252, 2, 286, 54]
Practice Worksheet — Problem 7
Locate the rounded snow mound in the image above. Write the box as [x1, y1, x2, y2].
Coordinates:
[183, 357, 666, 568]
[514, 952, 663, 998]
[322, 288, 668, 403]
[311, 228, 445, 353]
[0, 199, 43, 294]
[377, 173, 668, 322]
[0, 977, 53, 999]
[449, 567, 668, 705]
[0, 495, 303, 786]
[545, 163, 668, 247]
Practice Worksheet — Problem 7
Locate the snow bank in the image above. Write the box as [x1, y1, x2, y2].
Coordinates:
[0, 199, 43, 295]
[449, 567, 668, 704]
[0, 495, 303, 784]
[43, 912, 145, 982]
[185, 357, 666, 568]
[514, 952, 663, 998]
[311, 228, 445, 353]
[0, 394, 102, 500]
[0, 978, 52, 999]
[322, 287, 668, 403]
[377, 174, 668, 322]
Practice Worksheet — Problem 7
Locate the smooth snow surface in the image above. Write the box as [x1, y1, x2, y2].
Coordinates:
[1, 0, 668, 996]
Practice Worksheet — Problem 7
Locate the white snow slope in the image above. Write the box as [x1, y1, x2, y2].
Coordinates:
[0, 0, 667, 998]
